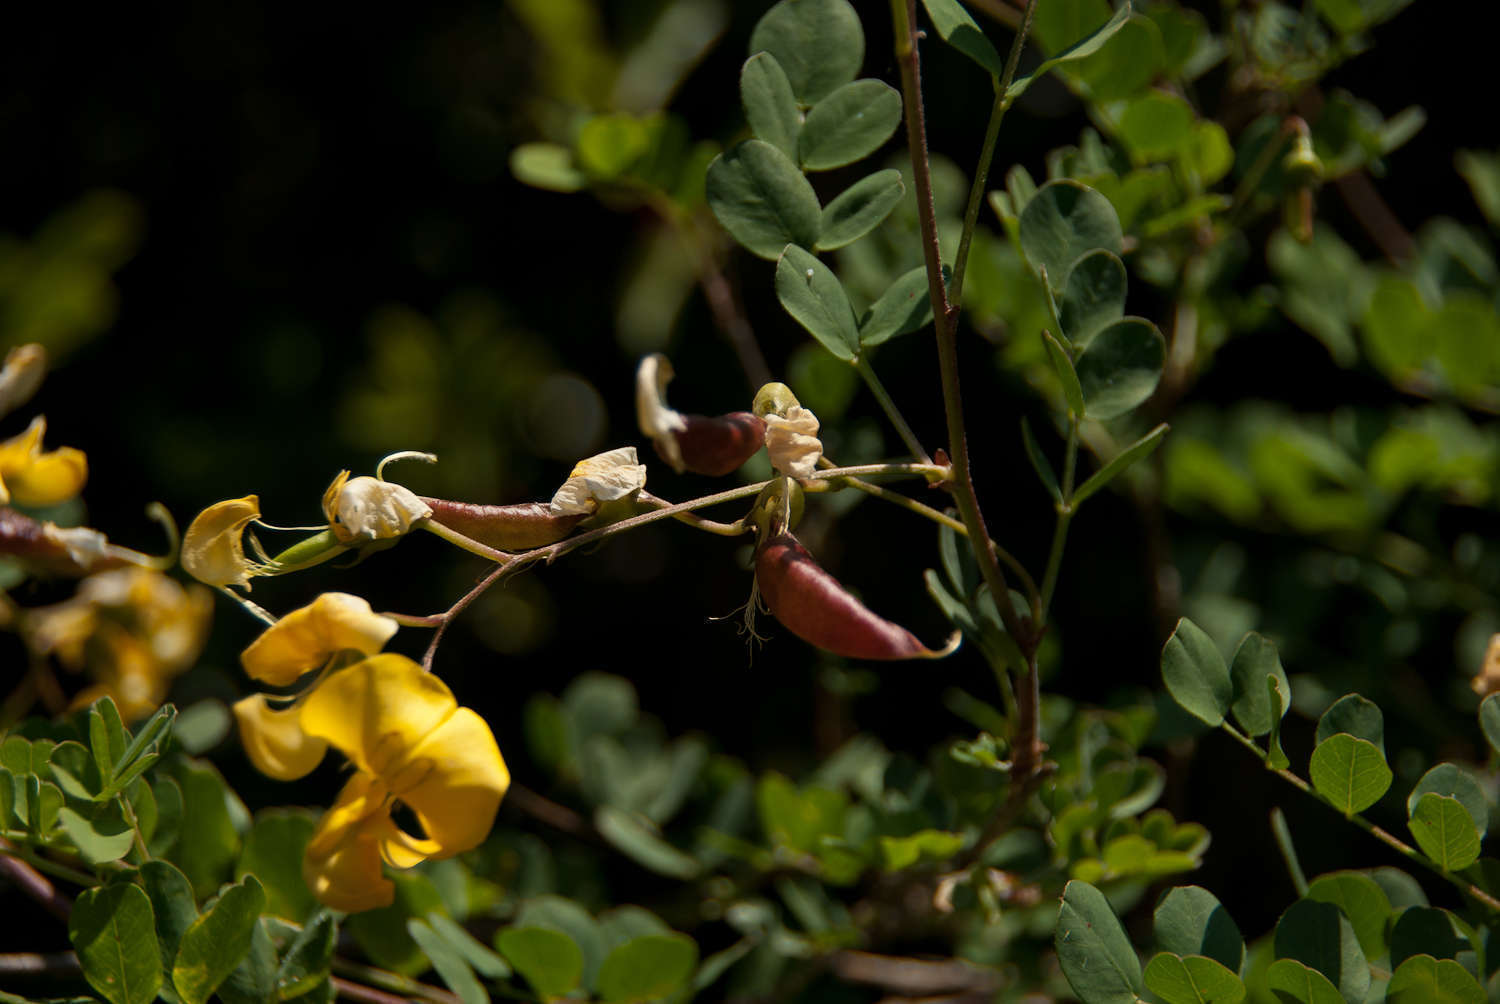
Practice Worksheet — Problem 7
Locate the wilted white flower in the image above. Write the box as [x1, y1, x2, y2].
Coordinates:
[321, 471, 432, 545]
[763, 406, 823, 479]
[549, 447, 647, 516]
[636, 353, 688, 472]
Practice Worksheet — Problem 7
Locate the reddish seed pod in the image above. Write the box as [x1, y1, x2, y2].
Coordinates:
[419, 498, 585, 551]
[755, 530, 954, 660]
[666, 412, 766, 477]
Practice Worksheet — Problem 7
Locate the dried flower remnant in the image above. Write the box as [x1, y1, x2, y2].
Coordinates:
[181, 495, 264, 589]
[763, 407, 823, 478]
[0, 416, 88, 507]
[549, 446, 648, 516]
[321, 470, 432, 545]
[1, 508, 160, 578]
[1473, 634, 1500, 697]
[0, 344, 47, 419]
[635, 354, 765, 476]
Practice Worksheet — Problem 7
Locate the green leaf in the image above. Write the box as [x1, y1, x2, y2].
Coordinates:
[69, 883, 163, 1004]
[1021, 417, 1063, 504]
[741, 53, 801, 160]
[172, 875, 267, 1004]
[1308, 734, 1391, 815]
[274, 912, 337, 1000]
[48, 741, 99, 800]
[920, 0, 1003, 75]
[1019, 180, 1124, 292]
[1072, 422, 1168, 506]
[1390, 907, 1463, 967]
[1059, 249, 1127, 350]
[1008, 2, 1134, 100]
[88, 700, 124, 788]
[496, 927, 584, 1000]
[878, 829, 966, 871]
[1075, 317, 1165, 419]
[798, 79, 902, 171]
[1070, 13, 1162, 100]
[1273, 899, 1369, 1004]
[1315, 693, 1385, 755]
[1480, 695, 1500, 756]
[1456, 149, 1500, 228]
[1408, 764, 1488, 838]
[169, 760, 243, 900]
[776, 244, 861, 360]
[116, 704, 176, 776]
[706, 140, 822, 259]
[817, 169, 904, 251]
[510, 144, 586, 193]
[1055, 881, 1145, 1003]
[1266, 676, 1291, 769]
[1265, 958, 1345, 1004]
[1161, 618, 1232, 727]
[216, 919, 277, 1004]
[1153, 885, 1244, 973]
[1409, 794, 1481, 871]
[57, 804, 135, 864]
[1305, 871, 1391, 961]
[149, 776, 184, 858]
[1143, 953, 1245, 1004]
[512, 896, 604, 987]
[427, 913, 511, 979]
[140, 860, 199, 978]
[236, 809, 317, 921]
[1043, 330, 1085, 418]
[1116, 92, 1194, 162]
[99, 752, 160, 802]
[595, 805, 701, 879]
[859, 265, 934, 345]
[1386, 955, 1487, 1004]
[408, 919, 489, 1004]
[1229, 633, 1291, 737]
[596, 934, 698, 1003]
[749, 0, 864, 105]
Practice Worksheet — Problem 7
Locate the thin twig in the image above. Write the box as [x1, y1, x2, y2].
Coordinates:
[855, 356, 931, 464]
[0, 951, 80, 974]
[638, 492, 750, 536]
[505, 784, 599, 843]
[0, 844, 73, 922]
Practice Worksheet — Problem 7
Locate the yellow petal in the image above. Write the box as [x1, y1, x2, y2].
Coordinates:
[180, 496, 262, 588]
[240, 592, 397, 686]
[303, 773, 395, 913]
[297, 653, 457, 776]
[388, 707, 509, 860]
[0, 416, 88, 507]
[232, 693, 329, 780]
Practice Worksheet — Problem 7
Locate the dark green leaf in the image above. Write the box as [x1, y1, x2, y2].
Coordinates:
[496, 927, 584, 1000]
[99, 752, 160, 801]
[1305, 871, 1391, 961]
[1308, 734, 1391, 815]
[1265, 958, 1344, 1004]
[920, 0, 1003, 76]
[149, 776, 184, 859]
[1273, 899, 1369, 1004]
[1143, 953, 1245, 1004]
[1407, 764, 1488, 838]
[1072, 422, 1168, 506]
[1075, 317, 1165, 419]
[172, 875, 267, 1004]
[1409, 794, 1480, 871]
[408, 919, 489, 1004]
[1481, 695, 1500, 756]
[1043, 330, 1085, 418]
[1055, 880, 1144, 1003]
[1391, 907, 1463, 967]
[1229, 633, 1291, 737]
[1266, 676, 1291, 769]
[1153, 885, 1244, 973]
[345, 871, 448, 974]
[48, 741, 98, 800]
[1315, 694, 1385, 755]
[169, 759, 242, 899]
[1008, 2, 1134, 100]
[798, 79, 902, 171]
[817, 170, 904, 251]
[1161, 618, 1232, 727]
[140, 859, 198, 977]
[1059, 249, 1127, 350]
[776, 244, 860, 360]
[596, 934, 698, 1003]
[1386, 954, 1487, 1004]
[1018, 180, 1124, 292]
[88, 702, 121, 788]
[749, 0, 864, 105]
[117, 704, 176, 775]
[741, 53, 801, 160]
[1021, 417, 1063, 504]
[216, 918, 277, 1004]
[595, 805, 702, 879]
[706, 140, 822, 259]
[859, 266, 934, 346]
[274, 912, 337, 1000]
[236, 809, 317, 921]
[69, 883, 162, 1004]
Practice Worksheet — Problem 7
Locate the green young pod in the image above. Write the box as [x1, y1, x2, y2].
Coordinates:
[752, 382, 801, 419]
[754, 526, 957, 661]
[420, 498, 585, 551]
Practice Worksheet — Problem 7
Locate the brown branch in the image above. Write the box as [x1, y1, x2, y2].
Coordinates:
[0, 842, 74, 922]
[332, 976, 458, 1004]
[831, 950, 1000, 996]
[0, 951, 80, 974]
[504, 784, 599, 843]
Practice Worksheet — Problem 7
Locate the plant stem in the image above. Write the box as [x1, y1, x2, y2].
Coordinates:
[855, 356, 931, 463]
[0, 844, 72, 922]
[638, 492, 750, 536]
[419, 520, 516, 564]
[950, 0, 1040, 309]
[330, 959, 462, 1004]
[1220, 724, 1500, 913]
[1038, 417, 1079, 619]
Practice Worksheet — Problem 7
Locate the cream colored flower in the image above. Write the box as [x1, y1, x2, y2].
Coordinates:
[0, 416, 88, 507]
[0, 344, 47, 419]
[181, 496, 263, 589]
[763, 406, 823, 478]
[240, 592, 398, 687]
[1473, 634, 1500, 698]
[549, 447, 647, 516]
[636, 354, 688, 472]
[321, 470, 432, 545]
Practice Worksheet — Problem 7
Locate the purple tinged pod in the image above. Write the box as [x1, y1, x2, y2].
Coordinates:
[418, 498, 585, 551]
[665, 412, 766, 477]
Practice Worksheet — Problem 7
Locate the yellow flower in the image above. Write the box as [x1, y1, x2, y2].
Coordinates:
[233, 653, 508, 913]
[240, 592, 397, 687]
[180, 496, 263, 588]
[0, 416, 88, 507]
[321, 470, 432, 545]
[549, 447, 647, 516]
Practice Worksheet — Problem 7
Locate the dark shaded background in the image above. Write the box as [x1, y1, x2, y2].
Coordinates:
[3, 0, 1489, 938]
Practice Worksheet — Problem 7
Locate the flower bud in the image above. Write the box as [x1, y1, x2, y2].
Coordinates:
[321, 471, 432, 545]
